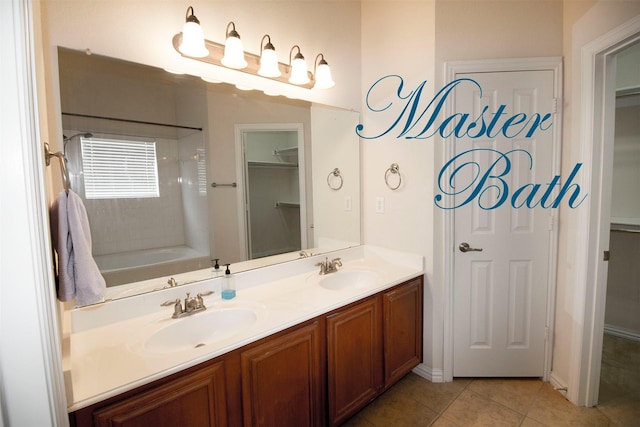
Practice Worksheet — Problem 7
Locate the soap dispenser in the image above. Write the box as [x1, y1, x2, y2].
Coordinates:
[221, 263, 236, 300]
[211, 258, 221, 277]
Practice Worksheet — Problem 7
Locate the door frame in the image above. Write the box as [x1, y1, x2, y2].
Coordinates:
[234, 123, 306, 260]
[2, 0, 69, 424]
[570, 16, 640, 406]
[442, 57, 563, 382]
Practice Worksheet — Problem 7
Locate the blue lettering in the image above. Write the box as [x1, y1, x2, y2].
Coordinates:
[356, 77, 553, 140]
[511, 183, 543, 208]
[435, 149, 587, 210]
[551, 163, 587, 208]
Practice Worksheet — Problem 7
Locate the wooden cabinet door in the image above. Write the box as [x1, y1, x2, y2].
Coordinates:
[92, 361, 228, 427]
[240, 321, 324, 427]
[383, 277, 423, 387]
[326, 297, 383, 426]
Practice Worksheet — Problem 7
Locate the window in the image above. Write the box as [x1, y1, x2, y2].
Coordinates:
[196, 147, 207, 195]
[81, 136, 160, 199]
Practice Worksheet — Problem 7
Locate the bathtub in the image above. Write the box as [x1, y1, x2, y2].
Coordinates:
[94, 246, 210, 289]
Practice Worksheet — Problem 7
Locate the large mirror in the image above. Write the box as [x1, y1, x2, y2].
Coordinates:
[57, 48, 361, 301]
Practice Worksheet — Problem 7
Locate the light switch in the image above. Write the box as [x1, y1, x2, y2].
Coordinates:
[344, 196, 352, 212]
[375, 196, 385, 213]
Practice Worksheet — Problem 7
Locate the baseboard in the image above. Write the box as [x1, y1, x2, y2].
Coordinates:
[549, 372, 568, 397]
[604, 324, 640, 343]
[412, 364, 444, 383]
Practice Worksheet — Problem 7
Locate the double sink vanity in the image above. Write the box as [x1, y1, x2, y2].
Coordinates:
[65, 245, 424, 426]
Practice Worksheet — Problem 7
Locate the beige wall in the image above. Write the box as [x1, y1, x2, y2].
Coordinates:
[360, 0, 437, 369]
[311, 106, 361, 250]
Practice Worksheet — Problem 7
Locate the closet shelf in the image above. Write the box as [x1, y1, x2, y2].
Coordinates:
[275, 202, 300, 208]
[273, 147, 298, 156]
[611, 223, 640, 233]
[248, 161, 298, 168]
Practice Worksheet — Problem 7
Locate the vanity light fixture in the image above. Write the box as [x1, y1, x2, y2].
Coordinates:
[173, 7, 329, 89]
[288, 45, 310, 85]
[258, 35, 281, 78]
[221, 22, 247, 69]
[178, 6, 209, 58]
[313, 53, 335, 89]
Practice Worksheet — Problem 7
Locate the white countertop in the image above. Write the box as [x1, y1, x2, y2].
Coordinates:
[64, 245, 423, 412]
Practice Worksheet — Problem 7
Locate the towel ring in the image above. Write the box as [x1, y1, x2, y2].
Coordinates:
[327, 168, 343, 190]
[385, 163, 402, 190]
[44, 142, 71, 193]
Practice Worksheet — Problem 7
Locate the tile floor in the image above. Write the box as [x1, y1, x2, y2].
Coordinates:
[344, 334, 640, 426]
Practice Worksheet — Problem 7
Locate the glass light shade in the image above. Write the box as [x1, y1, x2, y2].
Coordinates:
[314, 62, 335, 89]
[179, 21, 209, 58]
[289, 56, 309, 85]
[258, 48, 281, 78]
[222, 34, 247, 69]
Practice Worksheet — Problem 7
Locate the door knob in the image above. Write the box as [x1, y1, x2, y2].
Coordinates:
[459, 242, 483, 253]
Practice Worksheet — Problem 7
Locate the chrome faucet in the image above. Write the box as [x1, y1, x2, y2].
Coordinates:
[161, 290, 214, 319]
[316, 257, 342, 275]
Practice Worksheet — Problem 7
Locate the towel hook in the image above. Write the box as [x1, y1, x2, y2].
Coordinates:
[327, 168, 343, 190]
[44, 142, 71, 193]
[385, 163, 402, 190]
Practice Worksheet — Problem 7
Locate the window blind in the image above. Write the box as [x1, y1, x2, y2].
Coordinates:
[196, 147, 207, 195]
[81, 137, 160, 199]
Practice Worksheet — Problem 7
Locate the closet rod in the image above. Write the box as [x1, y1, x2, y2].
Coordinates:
[62, 112, 203, 132]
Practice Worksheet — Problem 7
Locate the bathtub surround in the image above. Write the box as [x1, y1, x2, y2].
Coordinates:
[59, 49, 212, 288]
[94, 246, 210, 288]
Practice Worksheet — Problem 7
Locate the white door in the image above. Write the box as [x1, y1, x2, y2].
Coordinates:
[453, 70, 555, 377]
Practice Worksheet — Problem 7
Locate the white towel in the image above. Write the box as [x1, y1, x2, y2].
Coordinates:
[50, 190, 105, 306]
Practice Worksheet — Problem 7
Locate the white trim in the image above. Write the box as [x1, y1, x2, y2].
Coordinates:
[604, 324, 640, 343]
[234, 123, 307, 260]
[234, 125, 249, 260]
[572, 15, 640, 407]
[412, 363, 444, 383]
[442, 57, 563, 382]
[549, 373, 569, 398]
[1, 0, 68, 424]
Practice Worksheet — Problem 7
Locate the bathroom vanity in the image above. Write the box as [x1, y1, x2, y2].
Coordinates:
[65, 246, 423, 427]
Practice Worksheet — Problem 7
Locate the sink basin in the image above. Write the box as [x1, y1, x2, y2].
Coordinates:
[318, 270, 380, 291]
[140, 308, 257, 354]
